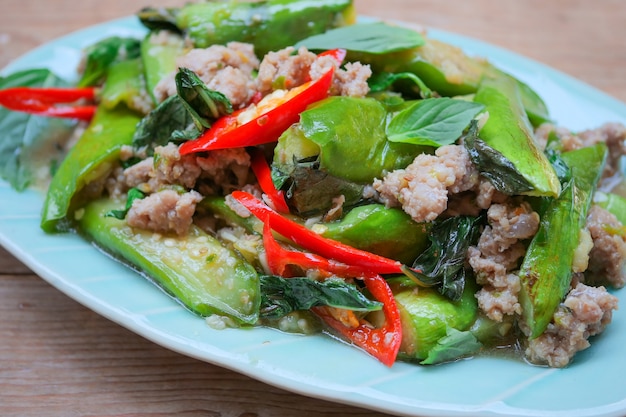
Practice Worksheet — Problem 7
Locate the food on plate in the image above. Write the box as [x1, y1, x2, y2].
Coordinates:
[1, 0, 625, 368]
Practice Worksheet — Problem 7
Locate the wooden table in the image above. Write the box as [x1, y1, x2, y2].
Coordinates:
[1, 1, 625, 416]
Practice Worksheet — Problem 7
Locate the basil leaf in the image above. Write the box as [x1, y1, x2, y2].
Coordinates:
[0, 69, 76, 191]
[78, 36, 141, 87]
[386, 97, 484, 147]
[132, 95, 196, 155]
[369, 71, 433, 99]
[294, 22, 424, 54]
[420, 328, 482, 365]
[407, 215, 482, 301]
[105, 188, 146, 219]
[259, 275, 382, 319]
[175, 67, 233, 129]
[464, 121, 536, 195]
[273, 158, 365, 216]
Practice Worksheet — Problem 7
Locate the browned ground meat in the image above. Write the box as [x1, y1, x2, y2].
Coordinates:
[310, 56, 372, 97]
[114, 144, 252, 236]
[534, 122, 626, 186]
[469, 201, 540, 321]
[445, 178, 510, 217]
[579, 122, 626, 166]
[126, 189, 203, 236]
[154, 42, 259, 108]
[195, 147, 252, 195]
[585, 205, 626, 288]
[121, 144, 251, 196]
[123, 143, 202, 193]
[256, 46, 317, 94]
[373, 145, 479, 222]
[257, 46, 372, 98]
[525, 283, 618, 367]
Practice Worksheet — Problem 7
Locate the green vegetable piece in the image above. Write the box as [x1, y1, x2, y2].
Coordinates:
[140, 30, 185, 104]
[78, 36, 141, 87]
[294, 21, 424, 54]
[198, 196, 262, 234]
[516, 77, 551, 127]
[259, 275, 381, 319]
[174, 0, 356, 57]
[350, 38, 549, 126]
[175, 67, 233, 129]
[79, 198, 260, 324]
[40, 105, 142, 233]
[137, 7, 181, 33]
[464, 123, 537, 196]
[386, 97, 484, 147]
[296, 96, 424, 183]
[320, 204, 430, 265]
[392, 277, 479, 361]
[100, 58, 151, 114]
[595, 191, 626, 225]
[351, 37, 486, 97]
[519, 143, 608, 338]
[468, 313, 515, 346]
[0, 69, 76, 191]
[473, 72, 560, 197]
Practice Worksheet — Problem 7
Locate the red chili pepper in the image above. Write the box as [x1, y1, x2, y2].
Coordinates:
[263, 221, 368, 278]
[317, 48, 347, 64]
[314, 274, 403, 367]
[249, 148, 290, 214]
[0, 86, 96, 121]
[232, 191, 404, 274]
[179, 67, 334, 155]
[262, 221, 402, 366]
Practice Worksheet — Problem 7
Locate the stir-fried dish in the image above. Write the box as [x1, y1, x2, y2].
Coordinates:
[1, 0, 625, 368]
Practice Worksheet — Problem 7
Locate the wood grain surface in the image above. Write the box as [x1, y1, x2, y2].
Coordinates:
[1, 1, 625, 416]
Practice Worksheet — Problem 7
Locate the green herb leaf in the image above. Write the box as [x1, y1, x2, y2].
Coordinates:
[132, 95, 196, 155]
[78, 36, 141, 87]
[407, 215, 482, 301]
[386, 98, 484, 147]
[0, 69, 76, 191]
[369, 71, 433, 98]
[259, 275, 382, 319]
[464, 121, 536, 195]
[294, 22, 424, 54]
[420, 328, 482, 365]
[105, 188, 146, 220]
[175, 67, 233, 129]
[273, 157, 365, 216]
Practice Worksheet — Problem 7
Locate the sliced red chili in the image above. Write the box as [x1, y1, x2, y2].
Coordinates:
[314, 274, 403, 367]
[179, 67, 334, 155]
[249, 148, 290, 214]
[263, 221, 368, 278]
[317, 48, 347, 64]
[0, 86, 96, 121]
[232, 191, 404, 274]
[262, 220, 402, 367]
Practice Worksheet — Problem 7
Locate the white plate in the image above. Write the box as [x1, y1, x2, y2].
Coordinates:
[2, 16, 626, 417]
